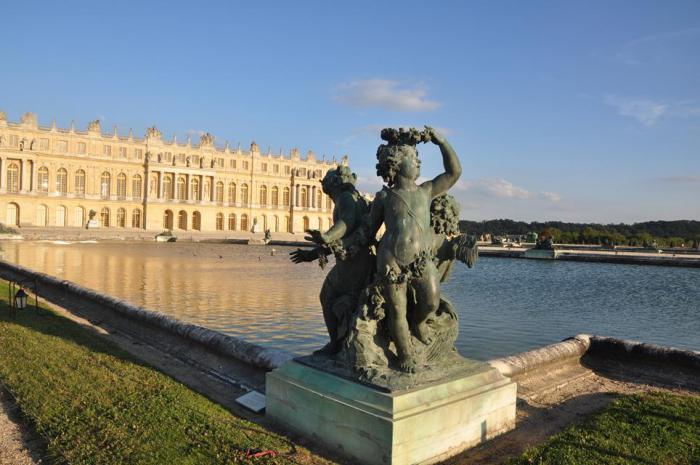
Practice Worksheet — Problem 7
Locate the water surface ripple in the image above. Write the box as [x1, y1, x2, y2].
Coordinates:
[3, 241, 698, 360]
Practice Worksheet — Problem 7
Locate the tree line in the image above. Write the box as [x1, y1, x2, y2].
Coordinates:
[458, 219, 700, 248]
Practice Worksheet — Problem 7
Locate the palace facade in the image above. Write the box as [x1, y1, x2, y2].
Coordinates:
[0, 112, 341, 234]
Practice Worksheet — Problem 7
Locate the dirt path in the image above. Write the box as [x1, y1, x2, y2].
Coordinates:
[0, 388, 45, 465]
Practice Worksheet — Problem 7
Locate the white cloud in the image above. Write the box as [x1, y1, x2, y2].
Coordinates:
[456, 178, 533, 199]
[604, 95, 700, 126]
[539, 191, 562, 202]
[618, 28, 700, 65]
[604, 95, 668, 126]
[334, 79, 441, 112]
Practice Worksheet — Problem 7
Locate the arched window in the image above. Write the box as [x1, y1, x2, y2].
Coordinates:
[318, 217, 323, 230]
[177, 176, 187, 200]
[150, 174, 159, 196]
[74, 207, 84, 227]
[216, 213, 224, 230]
[303, 216, 310, 231]
[300, 188, 308, 208]
[56, 205, 66, 227]
[240, 214, 249, 231]
[316, 190, 322, 209]
[178, 210, 187, 230]
[191, 178, 200, 201]
[240, 184, 249, 205]
[100, 172, 111, 198]
[163, 210, 173, 229]
[259, 185, 267, 206]
[228, 182, 236, 204]
[100, 207, 110, 227]
[56, 168, 68, 195]
[228, 213, 236, 231]
[132, 175, 142, 199]
[285, 215, 292, 233]
[36, 204, 48, 226]
[283, 187, 290, 207]
[163, 175, 173, 200]
[261, 215, 267, 230]
[271, 187, 279, 207]
[132, 209, 141, 228]
[273, 215, 279, 232]
[7, 163, 20, 193]
[74, 170, 86, 197]
[203, 180, 210, 200]
[6, 203, 19, 226]
[117, 173, 127, 198]
[215, 181, 224, 203]
[116, 208, 126, 227]
[192, 211, 201, 231]
[38, 167, 49, 192]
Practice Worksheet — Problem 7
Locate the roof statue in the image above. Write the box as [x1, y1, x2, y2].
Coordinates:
[20, 112, 38, 128]
[87, 119, 101, 132]
[200, 132, 215, 147]
[145, 125, 162, 139]
[250, 141, 259, 152]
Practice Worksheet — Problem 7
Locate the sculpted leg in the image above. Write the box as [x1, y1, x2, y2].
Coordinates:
[411, 264, 441, 345]
[316, 274, 339, 354]
[384, 282, 416, 372]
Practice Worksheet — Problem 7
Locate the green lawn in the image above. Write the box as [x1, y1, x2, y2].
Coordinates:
[510, 391, 700, 465]
[0, 281, 306, 465]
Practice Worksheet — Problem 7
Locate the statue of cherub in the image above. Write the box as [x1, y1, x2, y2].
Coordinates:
[290, 165, 373, 355]
[368, 127, 462, 372]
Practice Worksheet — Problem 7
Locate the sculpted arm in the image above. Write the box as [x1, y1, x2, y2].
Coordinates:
[367, 190, 386, 241]
[423, 127, 462, 198]
[318, 192, 356, 243]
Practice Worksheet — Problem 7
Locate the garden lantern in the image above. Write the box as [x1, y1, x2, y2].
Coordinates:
[14, 288, 28, 310]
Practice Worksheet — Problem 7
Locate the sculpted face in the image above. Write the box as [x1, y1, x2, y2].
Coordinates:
[398, 147, 420, 181]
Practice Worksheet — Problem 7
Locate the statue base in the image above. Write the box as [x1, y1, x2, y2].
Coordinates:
[266, 360, 517, 465]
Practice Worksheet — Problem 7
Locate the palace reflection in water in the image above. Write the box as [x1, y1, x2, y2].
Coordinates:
[4, 241, 329, 354]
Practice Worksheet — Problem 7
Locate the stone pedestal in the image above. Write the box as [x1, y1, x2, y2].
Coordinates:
[266, 360, 517, 465]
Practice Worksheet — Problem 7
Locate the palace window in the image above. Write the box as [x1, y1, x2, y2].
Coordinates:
[164, 152, 172, 162]
[119, 147, 127, 158]
[261, 163, 267, 172]
[283, 187, 290, 207]
[316, 190, 322, 209]
[75, 207, 84, 227]
[177, 153, 186, 164]
[9, 135, 18, 147]
[36, 204, 48, 226]
[163, 210, 173, 229]
[178, 210, 187, 230]
[132, 209, 141, 228]
[285, 215, 291, 233]
[101, 172, 111, 198]
[285, 166, 290, 175]
[273, 164, 279, 174]
[163, 175, 173, 200]
[240, 214, 249, 231]
[177, 176, 187, 200]
[57, 140, 67, 152]
[38, 167, 49, 193]
[56, 168, 68, 195]
[271, 186, 279, 207]
[77, 142, 86, 154]
[116, 208, 126, 228]
[192, 211, 201, 230]
[216, 213, 224, 231]
[259, 185, 267, 206]
[134, 149, 143, 160]
[75, 170, 86, 196]
[40, 138, 49, 150]
[132, 175, 142, 199]
[100, 207, 110, 227]
[103, 145, 112, 157]
[217, 158, 224, 168]
[230, 159, 236, 169]
[240, 184, 249, 205]
[273, 215, 279, 232]
[228, 182, 236, 204]
[191, 178, 200, 201]
[300, 187, 308, 208]
[203, 180, 210, 200]
[303, 216, 310, 231]
[242, 161, 249, 170]
[191, 155, 199, 166]
[6, 163, 19, 193]
[228, 213, 236, 231]
[215, 181, 224, 203]
[117, 173, 127, 198]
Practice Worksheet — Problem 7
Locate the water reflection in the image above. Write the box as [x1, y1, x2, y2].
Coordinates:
[2, 241, 699, 360]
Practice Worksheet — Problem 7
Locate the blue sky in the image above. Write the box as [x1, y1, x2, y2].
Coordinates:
[1, 1, 698, 223]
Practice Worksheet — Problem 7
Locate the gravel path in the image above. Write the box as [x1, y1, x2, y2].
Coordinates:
[0, 389, 44, 465]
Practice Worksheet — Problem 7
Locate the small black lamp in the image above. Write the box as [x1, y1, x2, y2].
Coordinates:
[14, 288, 28, 310]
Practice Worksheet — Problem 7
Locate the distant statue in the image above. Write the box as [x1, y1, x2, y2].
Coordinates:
[263, 229, 272, 244]
[88, 119, 101, 132]
[534, 232, 555, 250]
[200, 132, 215, 147]
[146, 126, 162, 139]
[186, 156, 191, 167]
[30, 139, 37, 150]
[290, 165, 373, 355]
[19, 138, 27, 151]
